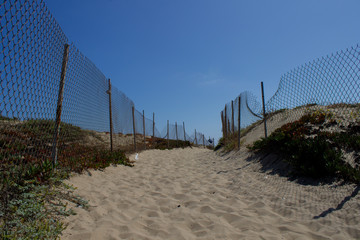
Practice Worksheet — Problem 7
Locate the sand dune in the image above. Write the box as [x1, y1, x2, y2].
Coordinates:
[61, 148, 360, 240]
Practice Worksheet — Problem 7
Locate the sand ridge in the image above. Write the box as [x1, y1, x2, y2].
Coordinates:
[61, 148, 360, 239]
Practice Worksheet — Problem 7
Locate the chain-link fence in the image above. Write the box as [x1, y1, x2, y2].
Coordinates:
[220, 43, 360, 185]
[221, 44, 360, 148]
[1, 0, 68, 164]
[0, 0, 210, 169]
[219, 45, 360, 230]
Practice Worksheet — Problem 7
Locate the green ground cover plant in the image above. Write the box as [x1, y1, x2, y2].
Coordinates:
[0, 163, 86, 239]
[0, 115, 13, 121]
[250, 110, 360, 183]
[0, 119, 133, 239]
[148, 137, 192, 150]
[214, 137, 225, 151]
[214, 125, 253, 152]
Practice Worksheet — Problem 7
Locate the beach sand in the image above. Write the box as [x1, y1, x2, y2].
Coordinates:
[61, 147, 360, 240]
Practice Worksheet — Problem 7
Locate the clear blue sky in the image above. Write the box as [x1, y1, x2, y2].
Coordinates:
[46, 0, 360, 143]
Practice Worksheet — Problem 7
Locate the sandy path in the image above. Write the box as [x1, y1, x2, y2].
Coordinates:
[61, 148, 360, 240]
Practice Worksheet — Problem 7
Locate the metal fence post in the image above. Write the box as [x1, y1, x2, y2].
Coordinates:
[237, 96, 241, 150]
[143, 110, 146, 150]
[202, 134, 205, 147]
[106, 79, 113, 152]
[261, 82, 268, 138]
[51, 43, 70, 168]
[132, 106, 136, 152]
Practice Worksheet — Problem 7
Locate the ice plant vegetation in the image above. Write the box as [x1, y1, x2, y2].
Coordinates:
[0, 118, 133, 239]
[250, 110, 360, 183]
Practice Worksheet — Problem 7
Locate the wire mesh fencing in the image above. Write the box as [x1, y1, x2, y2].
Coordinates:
[219, 45, 360, 222]
[265, 45, 360, 134]
[156, 121, 211, 147]
[191, 130, 212, 147]
[0, 0, 211, 170]
[1, 0, 68, 163]
[62, 45, 110, 133]
[221, 91, 262, 137]
[221, 44, 360, 151]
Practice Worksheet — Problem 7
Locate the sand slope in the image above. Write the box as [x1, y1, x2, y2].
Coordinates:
[61, 148, 360, 240]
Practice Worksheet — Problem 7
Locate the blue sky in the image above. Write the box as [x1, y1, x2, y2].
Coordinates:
[46, 0, 360, 142]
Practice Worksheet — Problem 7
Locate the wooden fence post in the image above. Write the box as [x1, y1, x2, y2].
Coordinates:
[224, 105, 228, 139]
[231, 100, 234, 134]
[221, 111, 225, 138]
[106, 79, 113, 152]
[228, 119, 230, 136]
[153, 112, 155, 138]
[238, 96, 241, 150]
[195, 129, 198, 145]
[183, 121, 186, 147]
[175, 121, 178, 147]
[143, 110, 146, 150]
[132, 106, 136, 152]
[167, 120, 169, 148]
[52, 43, 70, 168]
[261, 82, 268, 138]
